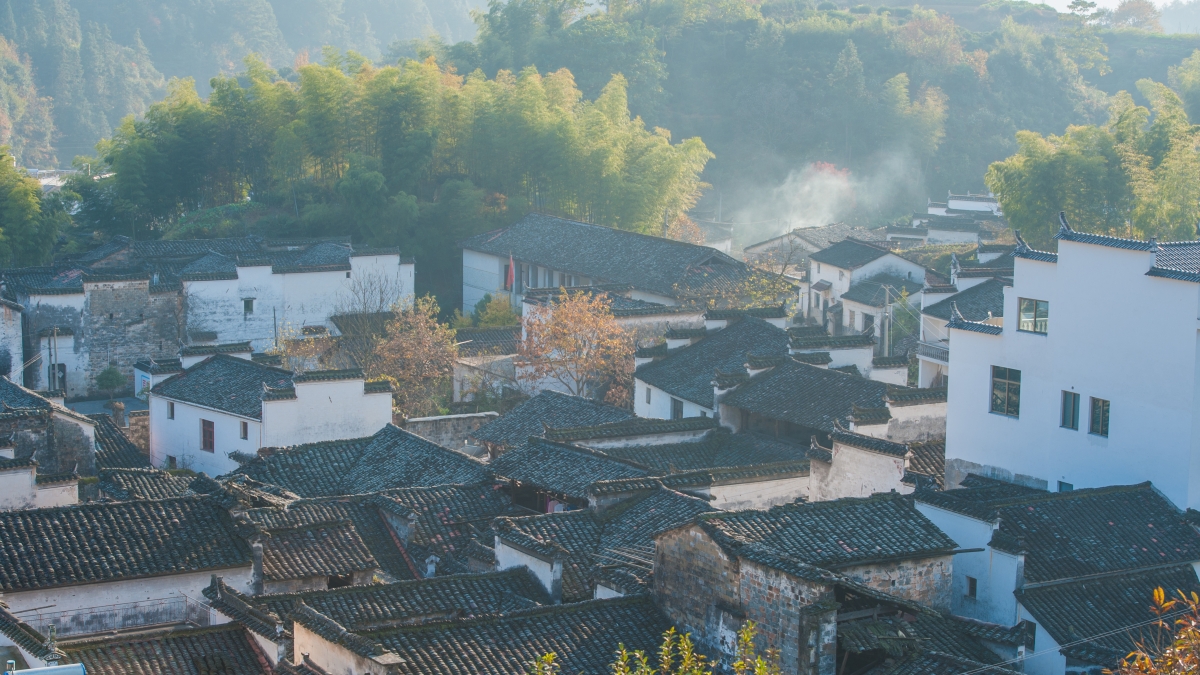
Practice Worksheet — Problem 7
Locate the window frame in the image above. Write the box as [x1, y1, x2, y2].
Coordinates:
[670, 398, 684, 420]
[240, 420, 249, 440]
[1060, 391, 1080, 430]
[1089, 397, 1110, 437]
[990, 366, 1021, 418]
[201, 419, 215, 453]
[167, 401, 175, 420]
[965, 576, 977, 599]
[1017, 298, 1049, 334]
[243, 298, 255, 316]
[1058, 480, 1074, 492]
[645, 385, 651, 405]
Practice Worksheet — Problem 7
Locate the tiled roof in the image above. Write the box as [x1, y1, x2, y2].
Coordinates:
[61, 624, 273, 675]
[635, 318, 789, 407]
[839, 612, 1009, 666]
[178, 342, 252, 357]
[455, 326, 521, 356]
[243, 482, 515, 581]
[460, 213, 753, 298]
[886, 385, 947, 405]
[367, 595, 672, 675]
[469, 390, 633, 448]
[151, 354, 294, 419]
[0, 376, 52, 411]
[841, 274, 924, 308]
[865, 651, 1024, 675]
[495, 487, 715, 601]
[99, 468, 196, 500]
[809, 238, 893, 269]
[904, 440, 945, 489]
[872, 355, 908, 368]
[490, 438, 647, 500]
[134, 358, 184, 375]
[700, 493, 957, 569]
[721, 359, 889, 432]
[947, 315, 1003, 335]
[260, 520, 378, 581]
[1017, 565, 1200, 667]
[596, 429, 809, 472]
[923, 278, 1008, 322]
[917, 481, 1200, 584]
[543, 416, 718, 443]
[0, 496, 251, 592]
[89, 413, 151, 469]
[790, 331, 876, 350]
[179, 251, 239, 280]
[792, 351, 833, 365]
[830, 426, 909, 457]
[251, 568, 549, 631]
[0, 601, 59, 661]
[234, 425, 490, 498]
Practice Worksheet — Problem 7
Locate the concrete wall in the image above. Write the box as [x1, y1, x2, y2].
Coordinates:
[945, 242, 1200, 507]
[148, 395, 260, 475]
[634, 379, 713, 420]
[706, 475, 811, 510]
[869, 366, 908, 386]
[886, 402, 946, 443]
[261, 380, 392, 448]
[292, 621, 391, 675]
[839, 555, 953, 610]
[810, 442, 907, 502]
[0, 465, 35, 510]
[35, 481, 78, 508]
[404, 412, 498, 451]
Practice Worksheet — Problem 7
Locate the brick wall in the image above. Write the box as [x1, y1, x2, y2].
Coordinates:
[81, 281, 182, 397]
[127, 410, 149, 453]
[839, 555, 953, 611]
[402, 412, 499, 451]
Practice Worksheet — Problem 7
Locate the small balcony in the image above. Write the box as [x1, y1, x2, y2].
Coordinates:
[917, 340, 949, 364]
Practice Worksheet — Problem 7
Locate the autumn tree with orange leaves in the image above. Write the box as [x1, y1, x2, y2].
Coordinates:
[518, 290, 634, 406]
[1110, 587, 1200, 674]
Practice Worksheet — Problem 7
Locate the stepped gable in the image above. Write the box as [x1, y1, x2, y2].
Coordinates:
[635, 317, 789, 407]
[470, 390, 633, 448]
[233, 424, 489, 498]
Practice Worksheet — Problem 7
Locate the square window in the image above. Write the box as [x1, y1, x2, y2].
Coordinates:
[1090, 397, 1110, 437]
[201, 419, 215, 452]
[1060, 391, 1080, 430]
[671, 398, 683, 420]
[1058, 480, 1074, 492]
[345, 271, 351, 278]
[243, 298, 254, 315]
[966, 576, 977, 599]
[167, 401, 174, 420]
[240, 420, 249, 440]
[1018, 298, 1049, 334]
[990, 366, 1021, 417]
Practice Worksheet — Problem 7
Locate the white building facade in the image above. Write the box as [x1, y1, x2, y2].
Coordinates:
[945, 221, 1200, 507]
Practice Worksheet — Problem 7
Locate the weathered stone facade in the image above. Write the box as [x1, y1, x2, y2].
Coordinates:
[654, 524, 838, 675]
[839, 555, 952, 610]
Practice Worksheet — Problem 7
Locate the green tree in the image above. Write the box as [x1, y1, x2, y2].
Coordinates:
[95, 365, 124, 400]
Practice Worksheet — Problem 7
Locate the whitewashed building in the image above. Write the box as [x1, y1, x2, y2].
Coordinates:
[803, 238, 926, 329]
[459, 213, 762, 314]
[944, 218, 1200, 506]
[148, 354, 393, 476]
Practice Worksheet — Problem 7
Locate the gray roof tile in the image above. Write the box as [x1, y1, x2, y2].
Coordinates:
[470, 391, 633, 448]
[151, 354, 293, 419]
[923, 278, 1008, 322]
[721, 359, 889, 432]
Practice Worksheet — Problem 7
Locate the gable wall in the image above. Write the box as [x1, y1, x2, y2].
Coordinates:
[838, 554, 953, 610]
[261, 380, 391, 448]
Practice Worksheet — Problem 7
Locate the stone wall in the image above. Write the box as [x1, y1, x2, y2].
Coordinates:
[403, 412, 499, 451]
[81, 280, 182, 397]
[127, 410, 149, 453]
[654, 524, 838, 675]
[839, 555, 953, 611]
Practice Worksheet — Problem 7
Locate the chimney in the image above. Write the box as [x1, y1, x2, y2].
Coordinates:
[550, 556, 564, 604]
[110, 401, 126, 428]
[251, 538, 265, 595]
[425, 555, 440, 578]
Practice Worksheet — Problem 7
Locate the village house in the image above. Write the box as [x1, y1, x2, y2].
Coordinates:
[916, 277, 1007, 388]
[652, 493, 1012, 674]
[459, 213, 765, 315]
[635, 316, 790, 420]
[0, 495, 254, 657]
[914, 477, 1200, 675]
[0, 378, 96, 504]
[2, 235, 413, 398]
[802, 238, 927, 331]
[743, 222, 886, 277]
[943, 216, 1200, 504]
[451, 325, 522, 404]
[147, 353, 393, 476]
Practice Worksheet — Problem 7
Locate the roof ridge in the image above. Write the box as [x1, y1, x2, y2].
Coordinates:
[358, 595, 656, 636]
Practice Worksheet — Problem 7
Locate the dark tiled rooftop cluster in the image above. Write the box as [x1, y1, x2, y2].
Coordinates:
[923, 278, 1008, 322]
[810, 238, 893, 270]
[491, 438, 648, 500]
[260, 520, 378, 582]
[151, 354, 294, 419]
[721, 359, 889, 432]
[841, 274, 924, 308]
[99, 468, 196, 500]
[235, 425, 489, 498]
[595, 428, 809, 472]
[470, 390, 633, 448]
[635, 317, 789, 407]
[89, 413, 151, 469]
[61, 624, 273, 675]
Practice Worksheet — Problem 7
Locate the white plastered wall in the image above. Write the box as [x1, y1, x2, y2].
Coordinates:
[261, 381, 392, 448]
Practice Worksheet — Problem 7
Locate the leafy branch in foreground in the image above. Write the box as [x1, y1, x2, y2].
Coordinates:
[1109, 587, 1200, 674]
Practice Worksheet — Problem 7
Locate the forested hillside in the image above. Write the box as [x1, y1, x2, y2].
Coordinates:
[0, 0, 484, 166]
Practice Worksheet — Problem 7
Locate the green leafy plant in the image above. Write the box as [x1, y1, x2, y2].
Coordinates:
[96, 366, 125, 401]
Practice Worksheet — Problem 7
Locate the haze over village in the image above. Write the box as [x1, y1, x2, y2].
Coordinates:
[5, 1, 1200, 674]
